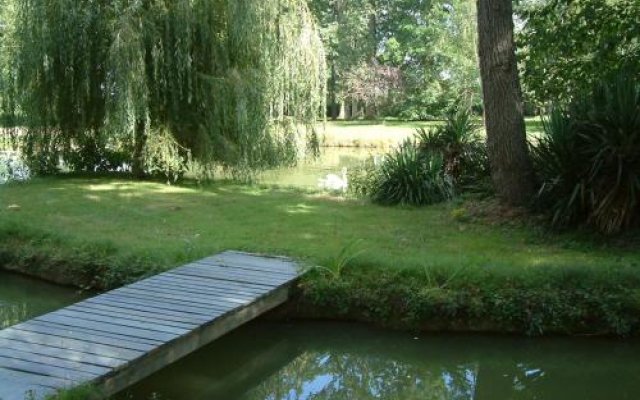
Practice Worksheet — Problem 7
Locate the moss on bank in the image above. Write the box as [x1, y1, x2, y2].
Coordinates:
[3, 225, 640, 337]
[294, 264, 640, 336]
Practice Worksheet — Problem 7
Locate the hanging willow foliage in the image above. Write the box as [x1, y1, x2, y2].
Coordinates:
[2, 0, 326, 179]
[0, 0, 21, 147]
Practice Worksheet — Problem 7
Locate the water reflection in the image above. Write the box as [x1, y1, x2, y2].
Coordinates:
[0, 302, 27, 329]
[0, 271, 84, 327]
[119, 322, 640, 400]
[257, 148, 379, 189]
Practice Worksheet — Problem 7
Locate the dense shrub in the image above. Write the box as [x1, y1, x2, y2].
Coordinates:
[531, 72, 640, 234]
[370, 141, 453, 206]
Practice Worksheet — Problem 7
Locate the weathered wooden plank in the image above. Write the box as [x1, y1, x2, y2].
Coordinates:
[136, 276, 261, 299]
[51, 309, 191, 336]
[0, 368, 56, 400]
[67, 304, 199, 330]
[171, 267, 281, 287]
[87, 293, 220, 317]
[0, 367, 64, 392]
[194, 259, 298, 278]
[16, 321, 158, 352]
[106, 289, 233, 319]
[209, 250, 300, 274]
[0, 338, 126, 369]
[81, 298, 212, 324]
[0, 329, 144, 361]
[187, 263, 294, 285]
[126, 279, 253, 302]
[175, 264, 288, 286]
[0, 356, 97, 382]
[127, 282, 251, 307]
[112, 287, 242, 311]
[0, 347, 113, 376]
[26, 320, 162, 347]
[0, 365, 74, 388]
[154, 273, 267, 296]
[34, 314, 178, 343]
[98, 293, 228, 317]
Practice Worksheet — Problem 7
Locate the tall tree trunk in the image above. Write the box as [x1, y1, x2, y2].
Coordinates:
[132, 0, 154, 179]
[477, 0, 535, 205]
[328, 62, 339, 120]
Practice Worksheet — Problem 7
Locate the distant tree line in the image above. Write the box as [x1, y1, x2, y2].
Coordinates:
[309, 0, 480, 120]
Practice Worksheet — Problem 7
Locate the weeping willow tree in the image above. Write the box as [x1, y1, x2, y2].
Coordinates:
[5, 0, 326, 179]
[0, 0, 19, 137]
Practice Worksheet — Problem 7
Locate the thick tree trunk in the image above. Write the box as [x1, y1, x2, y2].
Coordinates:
[477, 0, 535, 206]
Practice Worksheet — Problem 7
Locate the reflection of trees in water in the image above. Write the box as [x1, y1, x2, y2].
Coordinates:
[243, 351, 481, 400]
[117, 322, 640, 400]
[0, 302, 27, 328]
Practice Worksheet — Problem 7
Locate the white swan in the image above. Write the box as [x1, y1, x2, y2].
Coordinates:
[318, 167, 348, 192]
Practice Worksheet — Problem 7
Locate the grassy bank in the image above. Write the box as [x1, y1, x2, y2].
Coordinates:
[317, 117, 544, 148]
[1, 177, 639, 335]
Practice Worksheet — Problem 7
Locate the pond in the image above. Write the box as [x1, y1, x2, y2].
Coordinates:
[257, 147, 380, 189]
[0, 271, 84, 329]
[117, 321, 640, 400]
[3, 273, 640, 400]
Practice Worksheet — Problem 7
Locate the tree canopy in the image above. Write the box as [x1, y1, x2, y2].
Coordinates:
[518, 0, 640, 105]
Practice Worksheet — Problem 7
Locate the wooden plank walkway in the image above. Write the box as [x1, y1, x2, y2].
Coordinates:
[0, 251, 301, 400]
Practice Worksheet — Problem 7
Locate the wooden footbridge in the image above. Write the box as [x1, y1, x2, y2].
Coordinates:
[0, 251, 302, 400]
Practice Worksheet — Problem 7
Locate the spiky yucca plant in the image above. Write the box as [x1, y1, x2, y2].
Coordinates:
[371, 139, 453, 206]
[532, 71, 640, 234]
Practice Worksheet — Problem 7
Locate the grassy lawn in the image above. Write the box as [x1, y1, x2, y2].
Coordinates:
[317, 117, 544, 148]
[1, 176, 639, 335]
[1, 177, 636, 273]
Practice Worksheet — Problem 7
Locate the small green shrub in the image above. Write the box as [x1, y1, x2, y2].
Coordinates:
[532, 71, 640, 234]
[371, 140, 453, 206]
[347, 157, 379, 198]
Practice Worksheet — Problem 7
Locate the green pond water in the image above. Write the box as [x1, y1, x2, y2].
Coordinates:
[3, 274, 640, 400]
[257, 147, 378, 189]
[116, 321, 640, 400]
[0, 271, 84, 329]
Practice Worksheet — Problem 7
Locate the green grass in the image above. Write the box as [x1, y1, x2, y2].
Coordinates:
[1, 177, 634, 275]
[317, 117, 543, 148]
[1, 176, 639, 335]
